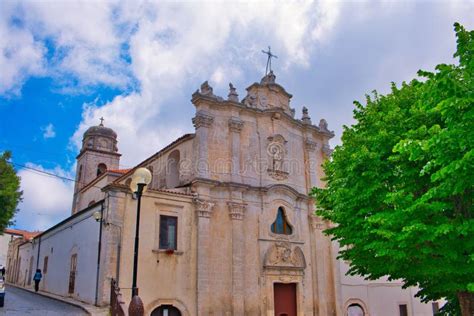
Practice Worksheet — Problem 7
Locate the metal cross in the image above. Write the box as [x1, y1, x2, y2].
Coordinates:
[262, 46, 278, 75]
[99, 117, 104, 126]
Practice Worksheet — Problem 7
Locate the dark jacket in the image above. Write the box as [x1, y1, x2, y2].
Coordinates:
[33, 272, 42, 281]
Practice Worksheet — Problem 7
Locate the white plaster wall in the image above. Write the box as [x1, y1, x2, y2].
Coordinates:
[337, 259, 439, 316]
[30, 203, 101, 304]
[0, 233, 12, 266]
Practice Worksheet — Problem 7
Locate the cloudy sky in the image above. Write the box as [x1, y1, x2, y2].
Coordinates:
[1, 0, 473, 231]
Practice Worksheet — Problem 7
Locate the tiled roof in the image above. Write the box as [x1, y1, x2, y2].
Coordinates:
[4, 228, 42, 240]
[108, 169, 131, 174]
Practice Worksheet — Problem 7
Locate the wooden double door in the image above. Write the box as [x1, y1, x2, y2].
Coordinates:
[274, 283, 297, 316]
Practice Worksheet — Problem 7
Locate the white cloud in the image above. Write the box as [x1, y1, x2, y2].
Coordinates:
[42, 123, 56, 139]
[15, 164, 74, 231]
[67, 1, 342, 166]
[0, 3, 46, 96]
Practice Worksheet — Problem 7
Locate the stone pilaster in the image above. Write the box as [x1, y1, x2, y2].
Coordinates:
[228, 117, 244, 183]
[192, 111, 214, 178]
[194, 198, 214, 315]
[305, 138, 319, 189]
[227, 201, 246, 316]
[309, 214, 337, 315]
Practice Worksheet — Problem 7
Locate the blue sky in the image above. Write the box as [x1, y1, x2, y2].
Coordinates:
[1, 1, 473, 231]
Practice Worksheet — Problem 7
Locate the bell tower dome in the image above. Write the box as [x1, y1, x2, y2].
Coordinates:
[72, 118, 121, 214]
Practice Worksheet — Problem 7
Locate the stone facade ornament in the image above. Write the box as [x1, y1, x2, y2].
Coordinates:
[228, 117, 244, 133]
[193, 198, 214, 218]
[260, 70, 276, 85]
[200, 81, 214, 96]
[305, 139, 318, 151]
[264, 242, 306, 269]
[228, 83, 239, 102]
[242, 92, 258, 108]
[301, 106, 312, 125]
[227, 202, 246, 220]
[322, 144, 333, 157]
[290, 107, 296, 118]
[319, 118, 329, 132]
[267, 135, 289, 180]
[192, 111, 214, 129]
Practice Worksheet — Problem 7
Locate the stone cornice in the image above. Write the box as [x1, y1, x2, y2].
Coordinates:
[76, 148, 122, 159]
[192, 95, 334, 139]
[188, 178, 312, 201]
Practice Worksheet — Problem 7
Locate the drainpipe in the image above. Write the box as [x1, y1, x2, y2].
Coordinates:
[95, 202, 104, 306]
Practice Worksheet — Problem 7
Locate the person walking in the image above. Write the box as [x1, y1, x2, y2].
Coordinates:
[33, 269, 42, 292]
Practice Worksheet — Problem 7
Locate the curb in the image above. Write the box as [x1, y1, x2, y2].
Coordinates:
[6, 282, 92, 315]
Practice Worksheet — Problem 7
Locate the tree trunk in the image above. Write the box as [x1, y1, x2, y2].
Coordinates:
[458, 291, 474, 316]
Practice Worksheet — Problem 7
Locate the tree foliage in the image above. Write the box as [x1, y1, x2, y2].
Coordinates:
[312, 23, 473, 314]
[0, 151, 22, 231]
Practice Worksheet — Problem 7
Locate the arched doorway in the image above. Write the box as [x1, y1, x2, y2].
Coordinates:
[151, 305, 181, 316]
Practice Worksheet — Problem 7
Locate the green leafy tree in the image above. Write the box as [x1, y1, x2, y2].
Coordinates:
[312, 23, 473, 315]
[0, 151, 22, 231]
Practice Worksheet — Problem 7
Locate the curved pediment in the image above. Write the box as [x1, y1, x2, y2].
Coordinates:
[264, 242, 306, 270]
[242, 72, 293, 115]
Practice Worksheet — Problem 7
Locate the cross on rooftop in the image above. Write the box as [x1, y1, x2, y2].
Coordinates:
[99, 117, 104, 126]
[262, 46, 278, 76]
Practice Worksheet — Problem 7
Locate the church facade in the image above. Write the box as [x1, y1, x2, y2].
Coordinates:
[8, 72, 440, 316]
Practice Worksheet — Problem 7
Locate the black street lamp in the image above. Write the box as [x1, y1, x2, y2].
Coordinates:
[128, 167, 152, 316]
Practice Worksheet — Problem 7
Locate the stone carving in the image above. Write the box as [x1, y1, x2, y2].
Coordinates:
[290, 107, 296, 118]
[267, 135, 289, 180]
[192, 111, 214, 129]
[264, 242, 306, 269]
[242, 92, 257, 108]
[309, 215, 325, 230]
[319, 118, 329, 132]
[228, 83, 239, 102]
[193, 198, 214, 218]
[305, 139, 318, 151]
[200, 81, 214, 96]
[260, 70, 276, 85]
[301, 106, 312, 125]
[322, 144, 333, 157]
[259, 95, 268, 109]
[228, 117, 244, 133]
[227, 202, 246, 220]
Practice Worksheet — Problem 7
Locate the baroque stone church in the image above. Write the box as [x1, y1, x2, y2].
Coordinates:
[8, 71, 441, 316]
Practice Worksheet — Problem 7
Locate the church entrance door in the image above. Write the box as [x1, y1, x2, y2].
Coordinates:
[274, 283, 297, 316]
[151, 305, 182, 316]
[68, 254, 77, 294]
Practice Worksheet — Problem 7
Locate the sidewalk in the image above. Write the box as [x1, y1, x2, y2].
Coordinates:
[6, 283, 109, 316]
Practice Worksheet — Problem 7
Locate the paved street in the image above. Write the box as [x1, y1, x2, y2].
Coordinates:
[0, 286, 87, 315]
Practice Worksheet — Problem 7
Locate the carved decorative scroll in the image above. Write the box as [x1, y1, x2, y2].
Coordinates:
[264, 242, 306, 269]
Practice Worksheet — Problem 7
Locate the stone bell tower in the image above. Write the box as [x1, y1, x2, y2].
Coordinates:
[71, 118, 121, 214]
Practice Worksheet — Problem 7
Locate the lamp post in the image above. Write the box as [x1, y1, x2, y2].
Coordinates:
[128, 168, 152, 316]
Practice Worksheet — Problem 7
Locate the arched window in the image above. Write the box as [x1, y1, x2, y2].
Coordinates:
[97, 163, 107, 176]
[271, 207, 293, 235]
[88, 200, 96, 207]
[347, 304, 365, 316]
[151, 305, 181, 316]
[166, 150, 180, 188]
